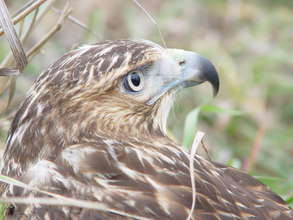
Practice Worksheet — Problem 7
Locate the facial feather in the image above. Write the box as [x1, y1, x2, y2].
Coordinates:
[1, 40, 168, 177]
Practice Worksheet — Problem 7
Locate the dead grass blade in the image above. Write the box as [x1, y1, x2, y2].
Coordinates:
[186, 131, 205, 220]
[0, 4, 39, 78]
[0, 0, 27, 71]
[0, 0, 66, 113]
[0, 0, 56, 69]
[0, 68, 20, 76]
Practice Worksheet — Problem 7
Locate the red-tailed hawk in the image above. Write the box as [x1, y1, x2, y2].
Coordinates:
[0, 40, 292, 219]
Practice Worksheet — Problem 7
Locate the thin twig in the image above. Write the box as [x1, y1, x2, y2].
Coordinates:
[0, 0, 54, 77]
[131, 0, 167, 48]
[242, 123, 267, 172]
[27, 4, 72, 60]
[12, 0, 38, 17]
[1, 0, 55, 67]
[0, 0, 48, 37]
[18, 18, 25, 36]
[0, 0, 27, 113]
[52, 7, 101, 39]
[201, 139, 212, 161]
[0, 2, 40, 112]
[20, 8, 39, 43]
[6, 77, 16, 112]
[0, 0, 58, 113]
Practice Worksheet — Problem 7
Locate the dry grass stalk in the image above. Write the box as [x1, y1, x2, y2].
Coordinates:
[52, 7, 101, 39]
[242, 122, 267, 172]
[27, 2, 72, 59]
[0, 0, 48, 37]
[0, 175, 150, 220]
[0, 0, 27, 72]
[186, 131, 205, 220]
[0, 0, 70, 113]
[131, 0, 167, 48]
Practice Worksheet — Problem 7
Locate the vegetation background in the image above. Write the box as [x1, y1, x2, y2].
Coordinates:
[0, 0, 292, 207]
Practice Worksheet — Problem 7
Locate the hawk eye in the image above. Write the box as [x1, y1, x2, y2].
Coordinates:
[123, 70, 144, 92]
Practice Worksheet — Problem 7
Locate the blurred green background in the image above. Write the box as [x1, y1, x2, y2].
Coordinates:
[0, 0, 292, 205]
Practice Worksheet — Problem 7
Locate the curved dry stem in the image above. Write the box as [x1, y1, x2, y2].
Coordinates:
[131, 0, 167, 48]
[186, 131, 205, 220]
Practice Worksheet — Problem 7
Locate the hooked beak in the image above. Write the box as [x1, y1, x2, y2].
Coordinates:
[168, 49, 219, 96]
[147, 49, 219, 105]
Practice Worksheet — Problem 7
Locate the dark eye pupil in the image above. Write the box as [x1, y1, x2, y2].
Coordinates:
[123, 71, 144, 92]
[131, 73, 140, 87]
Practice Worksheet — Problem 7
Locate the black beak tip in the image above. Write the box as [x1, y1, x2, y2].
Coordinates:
[199, 56, 220, 97]
[211, 71, 219, 97]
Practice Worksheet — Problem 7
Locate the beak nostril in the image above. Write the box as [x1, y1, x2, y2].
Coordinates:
[179, 60, 186, 66]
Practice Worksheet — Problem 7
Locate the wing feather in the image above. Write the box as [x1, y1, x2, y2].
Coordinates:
[4, 139, 293, 220]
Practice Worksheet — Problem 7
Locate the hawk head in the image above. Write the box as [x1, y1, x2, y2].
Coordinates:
[3, 39, 218, 175]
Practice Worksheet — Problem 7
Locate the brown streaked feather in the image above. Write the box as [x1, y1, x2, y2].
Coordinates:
[0, 40, 292, 220]
[5, 138, 293, 219]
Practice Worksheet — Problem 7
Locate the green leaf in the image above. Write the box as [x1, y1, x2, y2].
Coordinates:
[201, 105, 243, 115]
[182, 105, 242, 149]
[286, 196, 293, 205]
[226, 158, 242, 169]
[0, 204, 5, 220]
[183, 107, 201, 149]
[253, 175, 283, 190]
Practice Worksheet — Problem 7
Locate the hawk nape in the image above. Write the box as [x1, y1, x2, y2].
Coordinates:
[0, 40, 292, 220]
